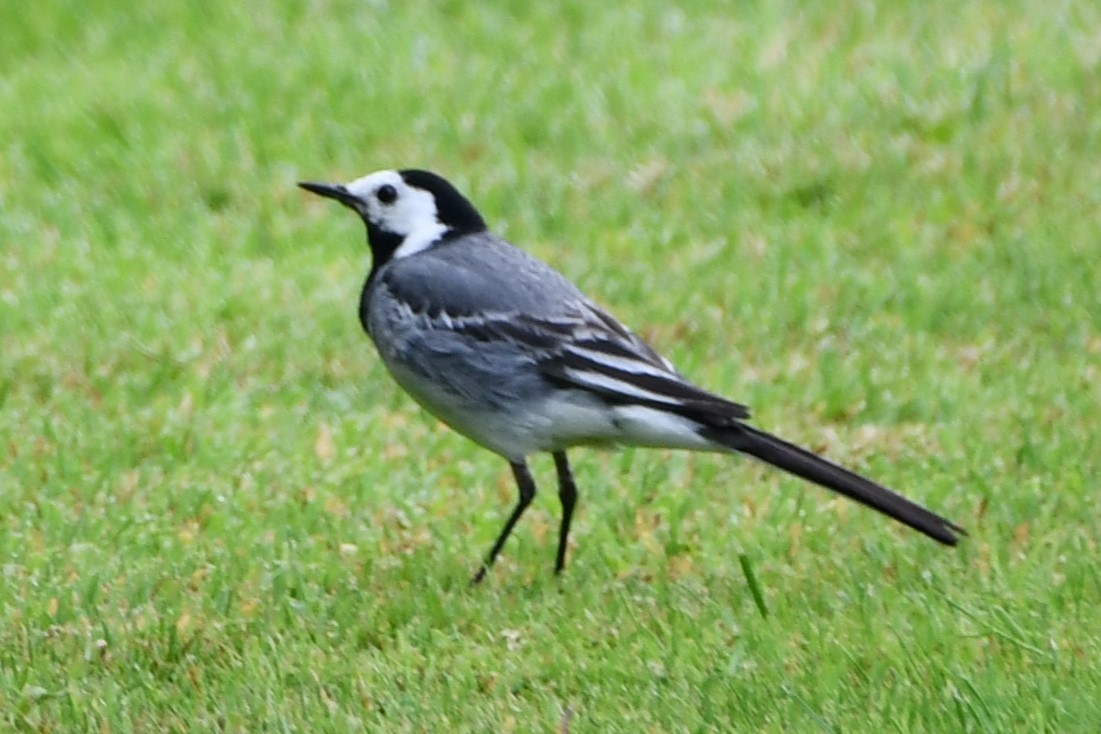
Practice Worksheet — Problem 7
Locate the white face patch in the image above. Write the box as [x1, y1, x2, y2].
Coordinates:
[344, 170, 448, 259]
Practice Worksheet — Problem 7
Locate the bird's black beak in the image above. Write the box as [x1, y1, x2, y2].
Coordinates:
[298, 181, 361, 208]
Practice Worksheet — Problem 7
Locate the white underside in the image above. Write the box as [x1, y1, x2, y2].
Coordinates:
[399, 385, 722, 462]
[537, 399, 717, 453]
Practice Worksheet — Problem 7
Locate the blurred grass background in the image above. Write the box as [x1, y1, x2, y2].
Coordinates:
[2, 0, 1100, 730]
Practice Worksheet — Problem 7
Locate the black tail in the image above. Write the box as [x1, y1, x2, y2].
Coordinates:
[708, 424, 966, 545]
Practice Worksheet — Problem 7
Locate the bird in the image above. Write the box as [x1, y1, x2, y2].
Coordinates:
[298, 168, 965, 582]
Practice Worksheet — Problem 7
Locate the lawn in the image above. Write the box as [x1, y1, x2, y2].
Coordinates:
[2, 0, 1100, 730]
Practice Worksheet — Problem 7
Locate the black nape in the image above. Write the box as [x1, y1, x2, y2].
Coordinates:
[399, 169, 488, 234]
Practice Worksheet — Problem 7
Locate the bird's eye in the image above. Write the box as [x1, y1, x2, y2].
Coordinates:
[377, 184, 398, 205]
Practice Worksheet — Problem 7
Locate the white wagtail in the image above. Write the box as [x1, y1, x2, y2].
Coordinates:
[299, 169, 965, 582]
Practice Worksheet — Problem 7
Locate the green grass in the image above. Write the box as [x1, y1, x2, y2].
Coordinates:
[3, 0, 1101, 730]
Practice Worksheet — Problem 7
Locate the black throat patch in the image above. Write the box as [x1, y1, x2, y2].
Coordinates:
[365, 221, 405, 270]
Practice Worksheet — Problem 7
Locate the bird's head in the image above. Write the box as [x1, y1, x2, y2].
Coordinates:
[299, 169, 487, 263]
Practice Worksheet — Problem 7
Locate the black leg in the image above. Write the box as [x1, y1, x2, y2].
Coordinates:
[472, 460, 537, 584]
[552, 451, 578, 575]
